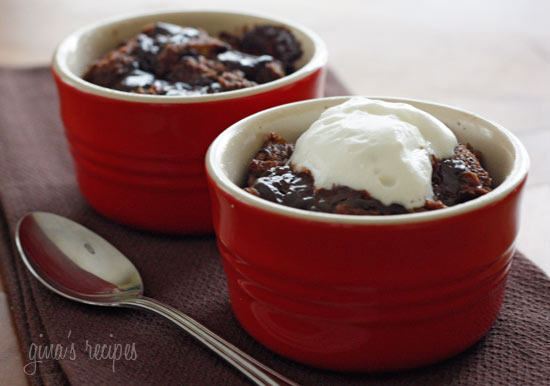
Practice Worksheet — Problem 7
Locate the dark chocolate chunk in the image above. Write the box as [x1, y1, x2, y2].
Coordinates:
[432, 144, 492, 206]
[235, 25, 303, 72]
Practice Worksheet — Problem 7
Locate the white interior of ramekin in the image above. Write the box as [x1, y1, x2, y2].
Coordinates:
[206, 96, 530, 225]
[52, 10, 327, 103]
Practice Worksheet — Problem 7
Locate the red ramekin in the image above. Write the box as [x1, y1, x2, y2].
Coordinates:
[205, 96, 530, 371]
[52, 10, 327, 233]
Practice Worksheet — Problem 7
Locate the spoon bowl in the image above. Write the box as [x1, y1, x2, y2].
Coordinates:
[16, 212, 143, 304]
[16, 212, 297, 386]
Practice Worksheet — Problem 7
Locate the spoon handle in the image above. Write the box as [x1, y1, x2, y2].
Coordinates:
[120, 296, 300, 386]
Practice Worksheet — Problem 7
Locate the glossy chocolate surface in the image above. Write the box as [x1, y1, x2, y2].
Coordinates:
[244, 133, 493, 215]
[83, 22, 302, 95]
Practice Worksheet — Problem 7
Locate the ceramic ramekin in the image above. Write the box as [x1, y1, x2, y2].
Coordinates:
[52, 10, 327, 233]
[205, 96, 529, 371]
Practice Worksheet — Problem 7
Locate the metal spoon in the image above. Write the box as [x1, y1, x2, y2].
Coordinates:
[15, 212, 298, 386]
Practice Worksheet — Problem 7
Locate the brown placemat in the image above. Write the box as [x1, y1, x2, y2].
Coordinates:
[0, 67, 549, 386]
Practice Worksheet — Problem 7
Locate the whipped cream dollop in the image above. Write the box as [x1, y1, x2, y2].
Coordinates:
[289, 97, 458, 209]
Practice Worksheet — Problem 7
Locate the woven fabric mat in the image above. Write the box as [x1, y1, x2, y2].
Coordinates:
[0, 67, 549, 386]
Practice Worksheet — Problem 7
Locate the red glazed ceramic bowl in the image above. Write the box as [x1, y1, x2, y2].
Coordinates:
[52, 10, 327, 234]
[206, 96, 529, 371]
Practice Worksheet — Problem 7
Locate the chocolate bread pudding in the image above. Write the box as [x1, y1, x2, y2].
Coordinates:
[83, 22, 303, 96]
[244, 133, 492, 215]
